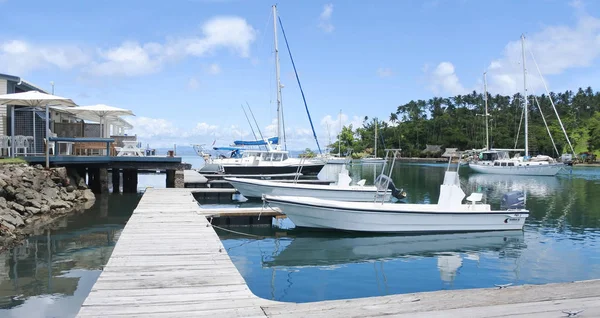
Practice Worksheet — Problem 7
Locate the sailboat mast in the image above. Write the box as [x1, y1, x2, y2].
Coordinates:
[521, 34, 529, 157]
[338, 109, 342, 156]
[272, 5, 283, 149]
[484, 72, 489, 150]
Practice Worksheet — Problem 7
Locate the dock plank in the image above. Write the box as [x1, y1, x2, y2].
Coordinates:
[79, 188, 600, 317]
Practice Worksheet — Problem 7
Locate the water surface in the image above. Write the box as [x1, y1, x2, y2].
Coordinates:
[0, 194, 140, 318]
[218, 163, 600, 302]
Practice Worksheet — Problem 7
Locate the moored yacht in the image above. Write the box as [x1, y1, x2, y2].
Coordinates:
[469, 149, 563, 176]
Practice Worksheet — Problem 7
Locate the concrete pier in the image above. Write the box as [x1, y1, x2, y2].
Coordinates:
[78, 188, 600, 317]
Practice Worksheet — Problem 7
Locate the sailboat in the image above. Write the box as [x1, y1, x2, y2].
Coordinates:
[361, 118, 386, 164]
[194, 5, 325, 175]
[469, 35, 566, 176]
[264, 150, 529, 233]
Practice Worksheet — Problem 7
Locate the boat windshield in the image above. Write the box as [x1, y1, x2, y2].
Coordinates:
[481, 151, 509, 161]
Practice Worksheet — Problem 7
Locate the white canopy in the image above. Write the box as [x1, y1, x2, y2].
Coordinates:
[0, 91, 77, 167]
[65, 104, 135, 137]
[0, 91, 77, 107]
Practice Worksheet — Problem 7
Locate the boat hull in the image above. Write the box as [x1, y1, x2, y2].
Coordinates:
[221, 163, 324, 176]
[265, 196, 528, 233]
[227, 178, 391, 202]
[469, 162, 563, 176]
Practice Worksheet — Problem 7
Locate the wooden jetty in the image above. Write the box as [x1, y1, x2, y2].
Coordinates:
[78, 188, 600, 317]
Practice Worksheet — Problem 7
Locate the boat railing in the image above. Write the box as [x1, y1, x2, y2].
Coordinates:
[374, 149, 401, 204]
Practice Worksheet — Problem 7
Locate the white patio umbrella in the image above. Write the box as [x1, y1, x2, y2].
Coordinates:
[65, 104, 135, 138]
[0, 91, 77, 168]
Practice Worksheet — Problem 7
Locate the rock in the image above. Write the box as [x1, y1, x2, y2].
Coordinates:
[25, 207, 41, 214]
[60, 192, 76, 202]
[66, 185, 76, 193]
[1, 221, 15, 231]
[14, 193, 28, 205]
[50, 200, 70, 209]
[0, 198, 6, 209]
[12, 203, 25, 214]
[12, 168, 24, 177]
[82, 189, 95, 202]
[45, 179, 56, 188]
[1, 211, 24, 227]
[34, 164, 43, 170]
[29, 199, 42, 209]
[0, 178, 6, 188]
[40, 205, 50, 214]
[41, 187, 59, 200]
[4, 186, 16, 198]
[77, 178, 87, 190]
[51, 167, 68, 184]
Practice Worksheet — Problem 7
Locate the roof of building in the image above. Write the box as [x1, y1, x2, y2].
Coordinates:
[422, 144, 442, 153]
[0, 73, 49, 93]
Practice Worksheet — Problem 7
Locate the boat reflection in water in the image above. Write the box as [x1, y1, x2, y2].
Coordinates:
[466, 173, 561, 199]
[262, 230, 525, 269]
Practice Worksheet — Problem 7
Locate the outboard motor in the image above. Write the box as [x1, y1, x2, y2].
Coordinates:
[500, 191, 525, 210]
[375, 175, 406, 200]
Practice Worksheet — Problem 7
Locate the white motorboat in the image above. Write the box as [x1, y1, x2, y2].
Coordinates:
[226, 165, 405, 202]
[264, 152, 529, 233]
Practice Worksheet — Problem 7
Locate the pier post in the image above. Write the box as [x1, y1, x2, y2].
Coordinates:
[88, 167, 100, 193]
[99, 168, 109, 194]
[166, 169, 175, 188]
[112, 169, 121, 193]
[175, 170, 184, 188]
[123, 169, 138, 193]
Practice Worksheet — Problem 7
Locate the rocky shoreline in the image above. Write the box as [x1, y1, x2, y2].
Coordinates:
[0, 164, 95, 250]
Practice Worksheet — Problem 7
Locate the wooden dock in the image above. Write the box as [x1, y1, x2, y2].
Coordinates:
[78, 188, 600, 317]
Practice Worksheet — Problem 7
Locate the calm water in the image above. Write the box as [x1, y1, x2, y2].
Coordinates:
[0, 194, 140, 318]
[218, 163, 600, 302]
[1, 160, 600, 316]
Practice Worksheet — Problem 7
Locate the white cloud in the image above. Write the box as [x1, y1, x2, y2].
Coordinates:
[425, 62, 467, 95]
[2, 16, 256, 77]
[377, 67, 394, 78]
[88, 41, 163, 76]
[187, 77, 200, 90]
[486, 13, 600, 95]
[318, 4, 334, 33]
[0, 40, 90, 74]
[320, 112, 362, 132]
[207, 63, 221, 75]
[89, 17, 255, 77]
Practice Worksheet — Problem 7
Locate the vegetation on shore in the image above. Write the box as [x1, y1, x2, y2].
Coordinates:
[329, 87, 600, 158]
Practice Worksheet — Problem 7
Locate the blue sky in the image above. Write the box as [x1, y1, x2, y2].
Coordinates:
[1, 0, 599, 149]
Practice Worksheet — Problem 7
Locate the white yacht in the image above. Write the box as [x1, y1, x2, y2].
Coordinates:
[469, 35, 572, 176]
[469, 149, 563, 176]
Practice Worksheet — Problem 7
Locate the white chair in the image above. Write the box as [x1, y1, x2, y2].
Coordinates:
[0, 136, 10, 157]
[13, 136, 29, 156]
[48, 133, 57, 155]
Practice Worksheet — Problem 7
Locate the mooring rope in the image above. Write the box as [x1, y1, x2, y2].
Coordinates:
[206, 217, 265, 239]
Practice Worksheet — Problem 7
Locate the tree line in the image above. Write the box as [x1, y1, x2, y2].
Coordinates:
[329, 87, 600, 158]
